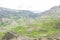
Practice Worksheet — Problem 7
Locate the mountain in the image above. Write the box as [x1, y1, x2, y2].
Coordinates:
[40, 5, 60, 19]
[39, 5, 60, 30]
[0, 6, 60, 40]
[0, 7, 41, 27]
[0, 7, 40, 19]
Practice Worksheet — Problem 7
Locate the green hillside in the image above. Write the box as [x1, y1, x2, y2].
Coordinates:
[0, 6, 60, 40]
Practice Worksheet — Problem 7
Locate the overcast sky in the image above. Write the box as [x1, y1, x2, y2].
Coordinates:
[0, 0, 60, 12]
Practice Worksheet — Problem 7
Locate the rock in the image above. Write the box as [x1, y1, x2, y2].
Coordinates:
[2, 31, 19, 40]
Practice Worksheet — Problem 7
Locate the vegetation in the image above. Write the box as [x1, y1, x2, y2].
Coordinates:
[0, 6, 60, 40]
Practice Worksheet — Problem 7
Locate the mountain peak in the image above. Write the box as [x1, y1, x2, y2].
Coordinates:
[40, 5, 60, 18]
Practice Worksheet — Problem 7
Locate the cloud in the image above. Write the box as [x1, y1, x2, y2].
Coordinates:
[0, 0, 60, 11]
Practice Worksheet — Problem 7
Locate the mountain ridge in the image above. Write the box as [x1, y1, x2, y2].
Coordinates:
[0, 7, 40, 19]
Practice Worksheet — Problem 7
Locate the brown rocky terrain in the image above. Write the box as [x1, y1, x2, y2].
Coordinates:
[2, 31, 60, 40]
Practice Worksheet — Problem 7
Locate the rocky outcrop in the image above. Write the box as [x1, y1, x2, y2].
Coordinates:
[2, 31, 60, 40]
[2, 31, 19, 40]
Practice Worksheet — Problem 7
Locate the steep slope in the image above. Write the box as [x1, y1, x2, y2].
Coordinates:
[37, 5, 60, 33]
[41, 6, 60, 18]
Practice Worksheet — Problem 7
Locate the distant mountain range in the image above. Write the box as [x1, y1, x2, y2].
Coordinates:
[0, 7, 40, 19]
[0, 5, 60, 23]
[0, 7, 41, 26]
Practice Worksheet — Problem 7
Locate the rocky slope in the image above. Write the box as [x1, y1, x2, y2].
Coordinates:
[41, 5, 60, 18]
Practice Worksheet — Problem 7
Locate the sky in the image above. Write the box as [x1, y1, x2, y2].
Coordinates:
[0, 0, 60, 12]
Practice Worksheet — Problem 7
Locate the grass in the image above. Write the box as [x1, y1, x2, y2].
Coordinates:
[0, 32, 6, 40]
[0, 17, 60, 39]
